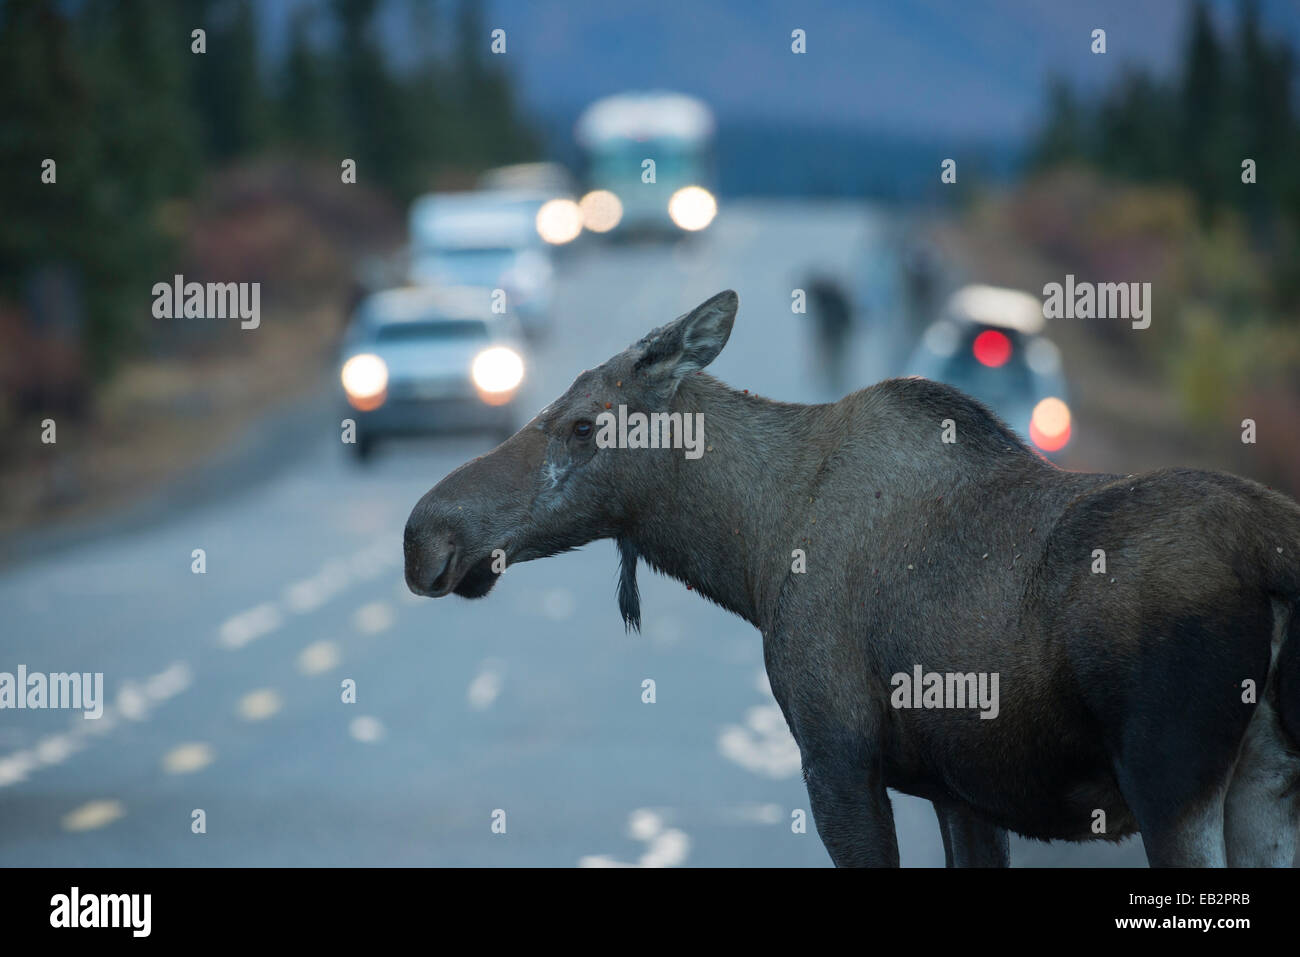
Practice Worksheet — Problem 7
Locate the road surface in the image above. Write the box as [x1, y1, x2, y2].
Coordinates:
[0, 200, 1147, 866]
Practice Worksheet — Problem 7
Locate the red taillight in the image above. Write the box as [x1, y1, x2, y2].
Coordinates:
[972, 329, 1012, 367]
[1030, 397, 1071, 453]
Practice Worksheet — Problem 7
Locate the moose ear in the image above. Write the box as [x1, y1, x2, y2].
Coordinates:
[634, 290, 737, 381]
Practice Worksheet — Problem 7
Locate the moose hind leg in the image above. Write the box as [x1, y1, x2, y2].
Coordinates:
[1137, 792, 1229, 866]
[1224, 700, 1300, 867]
[933, 801, 1010, 867]
[1112, 604, 1265, 866]
[1114, 728, 1234, 866]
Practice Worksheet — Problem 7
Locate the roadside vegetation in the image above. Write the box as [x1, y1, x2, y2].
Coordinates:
[0, 0, 538, 533]
[949, 0, 1300, 489]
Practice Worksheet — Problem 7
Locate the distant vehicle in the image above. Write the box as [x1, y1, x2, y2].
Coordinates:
[339, 286, 526, 460]
[407, 190, 566, 338]
[575, 90, 717, 235]
[905, 284, 1072, 457]
[478, 162, 577, 197]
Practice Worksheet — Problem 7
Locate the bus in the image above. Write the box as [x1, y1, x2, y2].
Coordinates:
[574, 91, 717, 236]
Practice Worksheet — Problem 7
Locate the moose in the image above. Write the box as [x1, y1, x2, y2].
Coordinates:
[405, 290, 1300, 867]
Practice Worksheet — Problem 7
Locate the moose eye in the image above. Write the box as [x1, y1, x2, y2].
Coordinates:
[572, 420, 594, 439]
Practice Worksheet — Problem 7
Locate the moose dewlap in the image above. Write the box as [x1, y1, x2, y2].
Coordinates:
[404, 289, 1300, 868]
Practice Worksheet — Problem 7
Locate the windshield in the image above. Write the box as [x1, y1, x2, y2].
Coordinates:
[372, 320, 490, 343]
[414, 248, 517, 286]
[588, 139, 707, 188]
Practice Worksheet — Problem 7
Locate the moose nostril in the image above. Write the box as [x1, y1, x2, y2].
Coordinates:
[406, 550, 439, 597]
[403, 520, 433, 594]
[403, 521, 418, 563]
[430, 546, 455, 586]
[403, 512, 460, 597]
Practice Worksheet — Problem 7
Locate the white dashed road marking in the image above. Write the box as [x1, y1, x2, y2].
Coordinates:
[579, 809, 692, 868]
[0, 661, 192, 789]
[717, 671, 801, 779]
[467, 663, 503, 711]
[161, 742, 214, 775]
[63, 799, 126, 832]
[282, 560, 352, 614]
[541, 588, 576, 621]
[236, 689, 283, 721]
[728, 802, 783, 825]
[218, 602, 283, 650]
[34, 734, 82, 766]
[349, 716, 385, 743]
[0, 752, 36, 788]
[717, 705, 801, 779]
[297, 640, 341, 676]
[221, 540, 398, 648]
[353, 602, 394, 636]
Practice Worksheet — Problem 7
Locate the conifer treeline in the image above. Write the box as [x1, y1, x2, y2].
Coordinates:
[0, 0, 538, 374]
[1033, 0, 1297, 236]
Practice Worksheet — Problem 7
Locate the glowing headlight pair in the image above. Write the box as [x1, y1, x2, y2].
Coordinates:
[342, 347, 525, 411]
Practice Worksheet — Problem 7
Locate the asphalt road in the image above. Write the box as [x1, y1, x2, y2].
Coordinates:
[0, 200, 1148, 867]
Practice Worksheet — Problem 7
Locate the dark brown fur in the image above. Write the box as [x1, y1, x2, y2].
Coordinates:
[405, 291, 1300, 866]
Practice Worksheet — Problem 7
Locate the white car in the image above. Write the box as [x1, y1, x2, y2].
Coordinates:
[407, 190, 560, 338]
[339, 286, 527, 460]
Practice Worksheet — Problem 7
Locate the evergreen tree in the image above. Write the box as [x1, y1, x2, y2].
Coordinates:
[1031, 77, 1086, 169]
[225, 0, 271, 155]
[403, 0, 449, 193]
[1, 0, 204, 376]
[450, 0, 536, 168]
[1236, 0, 1294, 224]
[281, 6, 339, 152]
[1182, 0, 1228, 215]
[1094, 69, 1179, 183]
[334, 0, 417, 199]
[0, 0, 544, 379]
[189, 0, 271, 160]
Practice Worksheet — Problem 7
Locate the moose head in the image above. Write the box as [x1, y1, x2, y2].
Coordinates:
[403, 290, 740, 628]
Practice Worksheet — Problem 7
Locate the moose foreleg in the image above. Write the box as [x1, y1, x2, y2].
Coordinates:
[933, 800, 1010, 867]
[803, 750, 901, 867]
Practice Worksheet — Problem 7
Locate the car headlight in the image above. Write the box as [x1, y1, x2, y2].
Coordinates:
[341, 353, 388, 411]
[471, 347, 525, 404]
[535, 198, 583, 245]
[668, 186, 717, 231]
[580, 190, 623, 233]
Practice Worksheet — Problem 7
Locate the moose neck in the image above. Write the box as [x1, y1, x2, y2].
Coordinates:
[624, 374, 819, 629]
